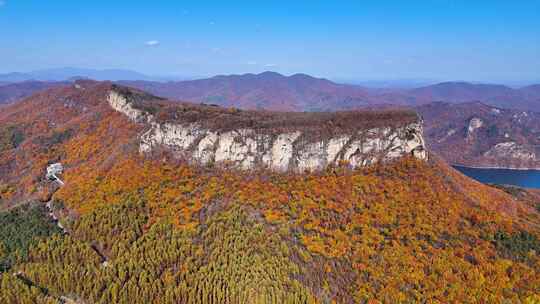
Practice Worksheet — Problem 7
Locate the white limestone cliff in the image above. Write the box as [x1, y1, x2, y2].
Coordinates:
[109, 91, 428, 171]
[108, 91, 153, 123]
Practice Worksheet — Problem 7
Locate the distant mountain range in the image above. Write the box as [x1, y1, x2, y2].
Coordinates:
[121, 72, 540, 112]
[121, 71, 374, 111]
[1, 71, 540, 112]
[402, 82, 540, 110]
[0, 67, 176, 82]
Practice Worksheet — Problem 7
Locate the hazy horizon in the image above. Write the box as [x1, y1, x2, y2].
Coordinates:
[1, 67, 539, 88]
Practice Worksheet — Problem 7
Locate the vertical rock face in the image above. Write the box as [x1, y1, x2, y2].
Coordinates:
[46, 163, 63, 180]
[109, 91, 428, 171]
[108, 91, 153, 123]
[467, 117, 483, 140]
[468, 117, 484, 133]
[46, 163, 65, 185]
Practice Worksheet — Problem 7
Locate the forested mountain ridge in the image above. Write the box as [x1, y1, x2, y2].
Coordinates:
[121, 72, 374, 112]
[0, 81, 539, 303]
[2, 72, 540, 112]
[0, 80, 143, 207]
[107, 88, 427, 172]
[121, 73, 540, 111]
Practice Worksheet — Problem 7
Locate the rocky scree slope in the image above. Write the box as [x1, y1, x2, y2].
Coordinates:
[108, 87, 427, 172]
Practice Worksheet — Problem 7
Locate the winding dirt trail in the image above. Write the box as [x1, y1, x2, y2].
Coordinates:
[45, 199, 68, 234]
[44, 179, 108, 265]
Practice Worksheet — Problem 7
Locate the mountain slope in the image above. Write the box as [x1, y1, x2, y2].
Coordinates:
[417, 102, 540, 169]
[0, 80, 144, 206]
[0, 81, 67, 105]
[0, 83, 539, 303]
[121, 71, 373, 111]
[359, 82, 540, 111]
[411, 82, 515, 102]
[124, 74, 540, 111]
[520, 84, 540, 101]
[404, 82, 538, 110]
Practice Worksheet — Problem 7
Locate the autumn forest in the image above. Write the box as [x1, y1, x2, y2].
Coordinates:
[0, 82, 539, 303]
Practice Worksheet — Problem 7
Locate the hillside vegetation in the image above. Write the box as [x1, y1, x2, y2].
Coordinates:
[3, 156, 540, 303]
[0, 82, 539, 303]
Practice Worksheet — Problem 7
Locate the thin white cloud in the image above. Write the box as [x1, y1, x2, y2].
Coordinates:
[264, 63, 277, 68]
[145, 40, 160, 47]
[247, 61, 258, 65]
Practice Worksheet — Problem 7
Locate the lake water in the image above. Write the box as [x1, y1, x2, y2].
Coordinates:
[453, 166, 540, 189]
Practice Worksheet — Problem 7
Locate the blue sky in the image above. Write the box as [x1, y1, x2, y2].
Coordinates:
[1, 0, 539, 82]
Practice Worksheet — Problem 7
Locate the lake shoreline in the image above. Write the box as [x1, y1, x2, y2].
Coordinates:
[452, 164, 540, 171]
[453, 165, 540, 189]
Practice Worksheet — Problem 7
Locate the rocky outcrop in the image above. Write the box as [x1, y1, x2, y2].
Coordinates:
[108, 91, 153, 123]
[467, 117, 483, 140]
[46, 163, 64, 185]
[484, 142, 536, 161]
[109, 91, 428, 171]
